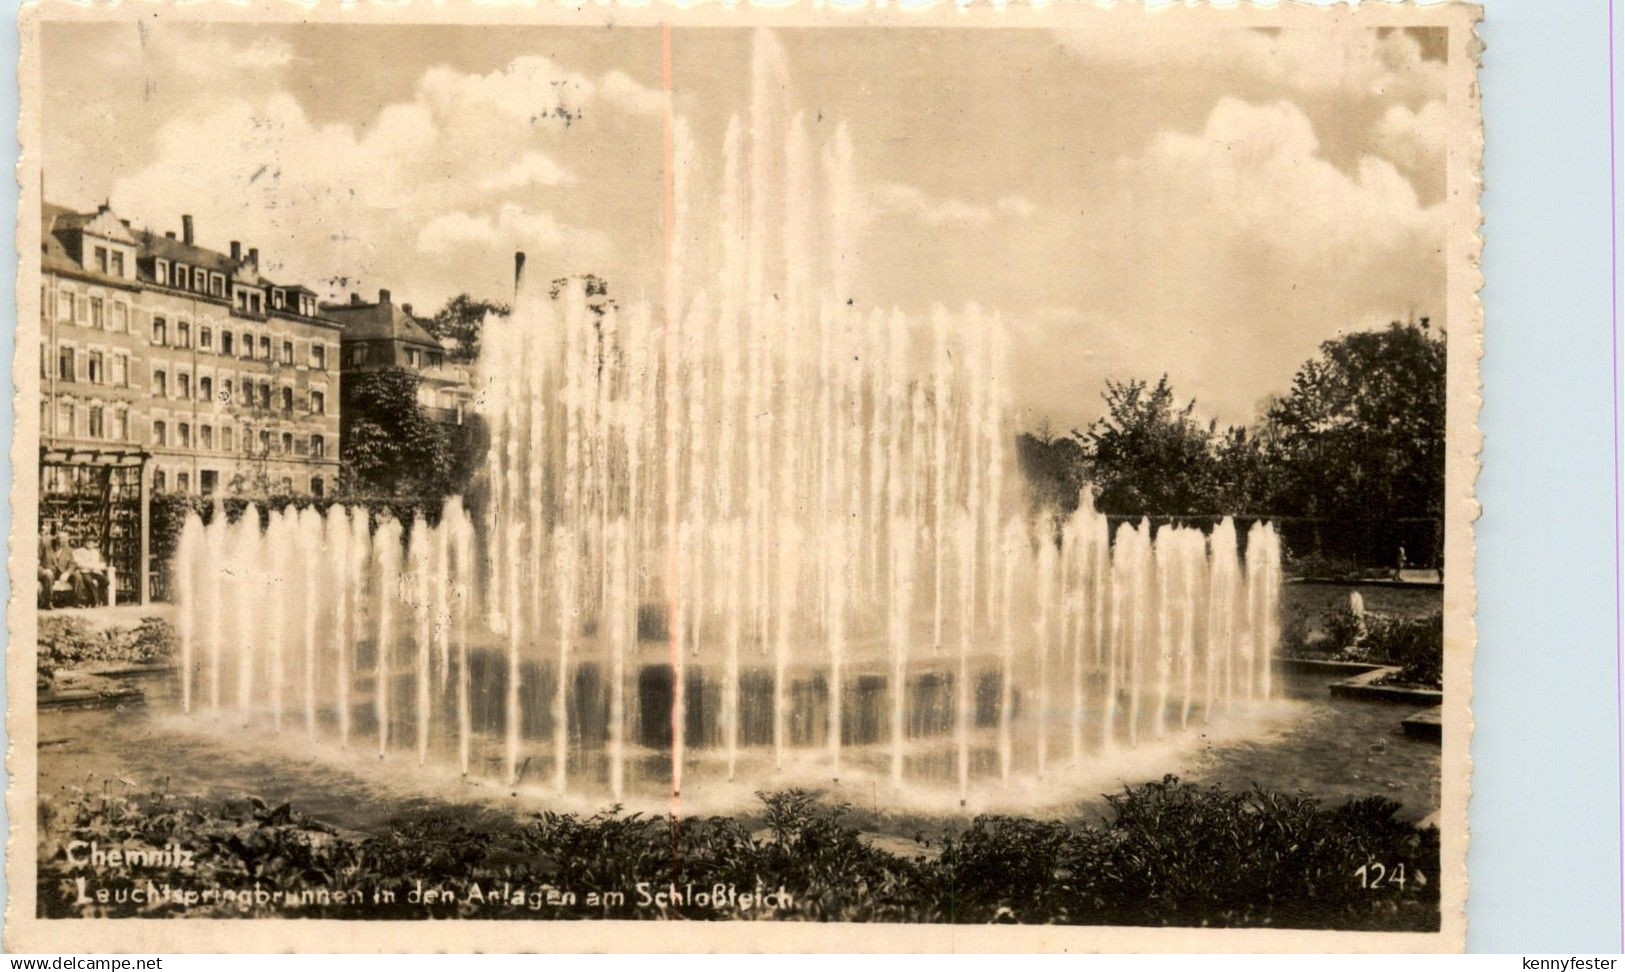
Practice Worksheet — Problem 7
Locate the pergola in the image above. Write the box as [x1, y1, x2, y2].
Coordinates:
[39, 443, 150, 605]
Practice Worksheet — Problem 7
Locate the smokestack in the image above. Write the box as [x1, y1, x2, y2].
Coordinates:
[248, 247, 258, 267]
[378, 288, 391, 305]
[350, 292, 362, 305]
[165, 231, 176, 240]
[230, 241, 241, 262]
[181, 214, 194, 246]
[514, 251, 526, 288]
[402, 303, 413, 317]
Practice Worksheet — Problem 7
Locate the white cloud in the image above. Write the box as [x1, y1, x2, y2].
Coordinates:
[419, 205, 608, 258]
[1052, 23, 1444, 105]
[1118, 97, 1433, 256]
[108, 51, 653, 311]
[1051, 96, 1445, 424]
[996, 195, 1037, 219]
[1373, 99, 1447, 190]
[95, 27, 295, 81]
[479, 151, 576, 190]
[874, 183, 1035, 226]
[233, 37, 296, 70]
[601, 69, 669, 116]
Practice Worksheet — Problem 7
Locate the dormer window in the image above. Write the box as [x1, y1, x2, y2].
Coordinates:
[110, 251, 124, 277]
[211, 273, 225, 297]
[93, 246, 108, 274]
[155, 259, 169, 286]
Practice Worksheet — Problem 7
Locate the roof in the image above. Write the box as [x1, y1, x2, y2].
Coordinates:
[320, 299, 442, 348]
[42, 201, 331, 311]
[41, 203, 138, 286]
[130, 227, 237, 276]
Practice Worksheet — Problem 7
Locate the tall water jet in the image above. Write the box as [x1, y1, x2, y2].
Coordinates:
[170, 28, 1285, 810]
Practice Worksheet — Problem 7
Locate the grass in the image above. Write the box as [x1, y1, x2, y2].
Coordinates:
[39, 777, 1438, 929]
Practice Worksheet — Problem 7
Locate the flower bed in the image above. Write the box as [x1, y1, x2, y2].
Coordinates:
[38, 777, 1437, 929]
[37, 616, 176, 685]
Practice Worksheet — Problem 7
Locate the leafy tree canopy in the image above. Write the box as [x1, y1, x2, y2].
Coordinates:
[424, 294, 510, 362]
[1264, 319, 1446, 519]
[340, 368, 478, 498]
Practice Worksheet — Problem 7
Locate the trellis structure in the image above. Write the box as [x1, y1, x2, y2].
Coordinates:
[39, 444, 150, 605]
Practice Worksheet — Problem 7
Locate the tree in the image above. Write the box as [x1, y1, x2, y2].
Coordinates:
[1076, 376, 1231, 516]
[1264, 319, 1445, 522]
[550, 274, 616, 318]
[425, 294, 510, 362]
[340, 369, 464, 498]
[1016, 420, 1089, 515]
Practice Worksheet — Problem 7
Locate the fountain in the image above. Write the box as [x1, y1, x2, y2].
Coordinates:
[169, 29, 1284, 811]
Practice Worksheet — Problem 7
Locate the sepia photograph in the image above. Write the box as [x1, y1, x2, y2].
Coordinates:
[8, 1, 1481, 952]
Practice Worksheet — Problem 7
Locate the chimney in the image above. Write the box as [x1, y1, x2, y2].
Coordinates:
[514, 251, 527, 288]
[248, 247, 258, 267]
[181, 214, 194, 246]
[378, 288, 391, 305]
[230, 241, 241, 262]
[402, 303, 413, 317]
[164, 231, 176, 240]
[350, 292, 362, 306]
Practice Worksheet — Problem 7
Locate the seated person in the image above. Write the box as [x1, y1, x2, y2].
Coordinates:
[39, 528, 76, 608]
[69, 538, 109, 607]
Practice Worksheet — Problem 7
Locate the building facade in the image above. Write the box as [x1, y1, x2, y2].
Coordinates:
[42, 203, 343, 497]
[321, 289, 474, 426]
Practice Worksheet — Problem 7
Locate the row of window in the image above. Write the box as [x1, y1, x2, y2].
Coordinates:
[49, 345, 328, 416]
[152, 419, 327, 459]
[152, 468, 326, 499]
[349, 344, 447, 370]
[47, 287, 333, 370]
[152, 317, 329, 370]
[44, 396, 330, 462]
[45, 400, 129, 442]
[46, 288, 131, 332]
[154, 259, 226, 299]
[90, 244, 128, 278]
[48, 344, 132, 387]
[148, 368, 326, 415]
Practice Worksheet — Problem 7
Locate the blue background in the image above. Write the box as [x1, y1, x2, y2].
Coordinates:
[1474, 0, 1624, 952]
[0, 0, 1621, 953]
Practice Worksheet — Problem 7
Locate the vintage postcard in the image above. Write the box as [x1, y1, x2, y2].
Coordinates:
[7, 0, 1482, 953]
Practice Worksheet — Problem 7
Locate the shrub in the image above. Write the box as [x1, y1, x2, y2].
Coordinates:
[1369, 612, 1444, 689]
[1283, 553, 1368, 582]
[1319, 607, 1443, 688]
[38, 779, 1437, 929]
[37, 615, 176, 678]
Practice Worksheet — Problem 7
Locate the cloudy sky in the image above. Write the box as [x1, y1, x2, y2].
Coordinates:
[42, 21, 1447, 429]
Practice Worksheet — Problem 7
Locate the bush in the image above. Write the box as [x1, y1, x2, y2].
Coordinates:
[1319, 607, 1443, 689]
[1284, 553, 1373, 582]
[37, 615, 176, 679]
[38, 779, 1437, 929]
[1369, 612, 1444, 689]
